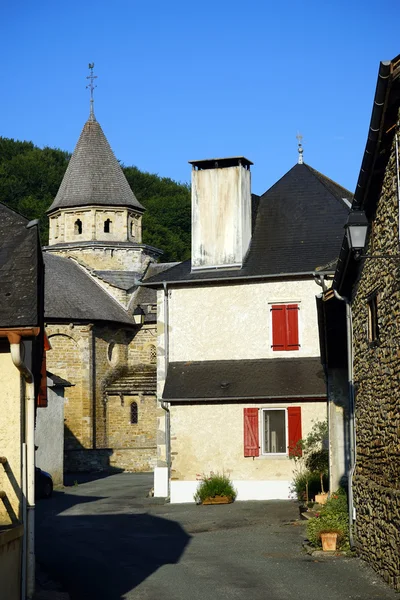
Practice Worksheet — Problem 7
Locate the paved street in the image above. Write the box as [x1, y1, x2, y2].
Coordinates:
[36, 473, 397, 600]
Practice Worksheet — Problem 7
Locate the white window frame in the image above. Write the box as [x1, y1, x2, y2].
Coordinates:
[261, 408, 288, 456]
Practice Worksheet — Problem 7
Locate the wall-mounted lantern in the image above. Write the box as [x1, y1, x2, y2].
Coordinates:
[133, 305, 145, 326]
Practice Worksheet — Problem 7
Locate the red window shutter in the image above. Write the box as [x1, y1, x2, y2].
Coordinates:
[37, 352, 48, 408]
[287, 406, 302, 457]
[244, 408, 259, 457]
[286, 304, 299, 350]
[271, 305, 286, 351]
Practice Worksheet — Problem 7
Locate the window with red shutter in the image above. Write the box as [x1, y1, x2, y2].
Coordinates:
[261, 408, 287, 454]
[271, 303, 299, 351]
[244, 408, 259, 457]
[287, 406, 302, 457]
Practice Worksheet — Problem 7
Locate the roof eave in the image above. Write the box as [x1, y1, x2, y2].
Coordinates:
[334, 56, 400, 295]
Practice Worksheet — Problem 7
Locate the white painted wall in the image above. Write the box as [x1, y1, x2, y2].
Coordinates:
[155, 278, 325, 499]
[169, 401, 327, 503]
[191, 165, 251, 269]
[35, 383, 65, 486]
[0, 348, 22, 525]
[168, 279, 320, 362]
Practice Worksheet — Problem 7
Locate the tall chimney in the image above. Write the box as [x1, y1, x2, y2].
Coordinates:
[189, 156, 253, 270]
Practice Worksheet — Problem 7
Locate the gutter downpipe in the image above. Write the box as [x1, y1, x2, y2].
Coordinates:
[161, 282, 171, 498]
[333, 289, 355, 549]
[8, 333, 35, 599]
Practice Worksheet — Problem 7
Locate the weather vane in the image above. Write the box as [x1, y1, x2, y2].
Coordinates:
[296, 132, 304, 164]
[86, 63, 97, 121]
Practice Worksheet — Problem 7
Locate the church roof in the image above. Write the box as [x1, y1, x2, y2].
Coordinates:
[47, 118, 144, 214]
[105, 366, 156, 394]
[44, 253, 134, 325]
[144, 163, 351, 285]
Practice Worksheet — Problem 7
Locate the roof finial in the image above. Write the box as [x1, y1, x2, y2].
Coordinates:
[86, 63, 97, 121]
[296, 132, 304, 164]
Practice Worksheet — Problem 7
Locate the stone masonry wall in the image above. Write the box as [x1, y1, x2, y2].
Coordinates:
[46, 324, 93, 450]
[352, 132, 400, 589]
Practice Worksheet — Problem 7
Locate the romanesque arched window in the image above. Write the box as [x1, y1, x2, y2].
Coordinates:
[104, 219, 112, 233]
[130, 401, 138, 424]
[74, 219, 82, 235]
[149, 345, 157, 363]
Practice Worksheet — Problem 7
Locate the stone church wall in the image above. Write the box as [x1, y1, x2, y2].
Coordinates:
[46, 322, 158, 474]
[351, 133, 400, 590]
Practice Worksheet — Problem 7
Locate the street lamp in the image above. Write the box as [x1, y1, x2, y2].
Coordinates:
[133, 305, 145, 326]
[344, 209, 400, 260]
[344, 210, 369, 256]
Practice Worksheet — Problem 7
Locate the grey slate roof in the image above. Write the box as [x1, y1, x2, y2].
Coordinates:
[47, 118, 144, 214]
[105, 366, 156, 394]
[162, 357, 326, 401]
[44, 253, 134, 325]
[131, 262, 179, 323]
[93, 271, 141, 290]
[0, 204, 42, 327]
[47, 371, 73, 387]
[144, 163, 351, 285]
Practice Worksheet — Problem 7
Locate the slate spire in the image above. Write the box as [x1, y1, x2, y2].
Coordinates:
[47, 117, 144, 214]
[48, 67, 144, 215]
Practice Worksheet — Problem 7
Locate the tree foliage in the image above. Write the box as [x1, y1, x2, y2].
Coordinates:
[0, 137, 191, 261]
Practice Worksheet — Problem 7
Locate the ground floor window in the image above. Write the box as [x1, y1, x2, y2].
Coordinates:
[243, 406, 302, 457]
[262, 408, 286, 454]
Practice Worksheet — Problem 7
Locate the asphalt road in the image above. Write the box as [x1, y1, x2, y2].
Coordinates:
[35, 473, 398, 600]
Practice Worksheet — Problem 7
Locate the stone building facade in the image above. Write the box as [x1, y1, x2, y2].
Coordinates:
[43, 108, 171, 473]
[323, 55, 400, 590]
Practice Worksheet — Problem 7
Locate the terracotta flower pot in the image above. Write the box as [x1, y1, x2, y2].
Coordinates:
[202, 495, 233, 505]
[315, 492, 328, 505]
[320, 532, 338, 551]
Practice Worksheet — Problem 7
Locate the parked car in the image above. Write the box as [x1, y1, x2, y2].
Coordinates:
[35, 467, 53, 499]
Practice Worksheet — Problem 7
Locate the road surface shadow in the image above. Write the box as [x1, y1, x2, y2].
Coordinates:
[36, 490, 191, 600]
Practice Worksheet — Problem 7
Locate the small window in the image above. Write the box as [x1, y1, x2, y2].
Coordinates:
[104, 219, 112, 233]
[262, 409, 286, 454]
[130, 221, 135, 238]
[271, 304, 300, 351]
[130, 402, 138, 424]
[367, 293, 379, 344]
[74, 219, 82, 235]
[149, 345, 156, 363]
[244, 406, 302, 458]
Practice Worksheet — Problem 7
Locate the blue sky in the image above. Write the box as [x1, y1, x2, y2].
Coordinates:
[1, 1, 399, 195]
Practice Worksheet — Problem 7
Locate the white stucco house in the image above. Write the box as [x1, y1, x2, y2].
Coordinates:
[144, 154, 351, 503]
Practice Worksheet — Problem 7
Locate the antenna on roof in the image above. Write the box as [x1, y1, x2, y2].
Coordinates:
[296, 132, 304, 164]
[86, 63, 97, 122]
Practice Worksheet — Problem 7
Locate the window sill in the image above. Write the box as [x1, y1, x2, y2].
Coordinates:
[256, 454, 289, 460]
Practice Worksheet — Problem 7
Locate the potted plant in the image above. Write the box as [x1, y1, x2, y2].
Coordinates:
[306, 489, 349, 551]
[306, 448, 329, 504]
[290, 420, 329, 508]
[194, 472, 237, 505]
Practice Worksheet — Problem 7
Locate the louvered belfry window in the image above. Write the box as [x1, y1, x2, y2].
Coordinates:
[271, 304, 300, 351]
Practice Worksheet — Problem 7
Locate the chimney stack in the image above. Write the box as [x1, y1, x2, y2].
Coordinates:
[189, 156, 253, 270]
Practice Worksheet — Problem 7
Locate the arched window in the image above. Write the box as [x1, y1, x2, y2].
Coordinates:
[130, 402, 138, 424]
[74, 219, 82, 235]
[130, 221, 135, 238]
[149, 345, 156, 363]
[104, 219, 112, 233]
